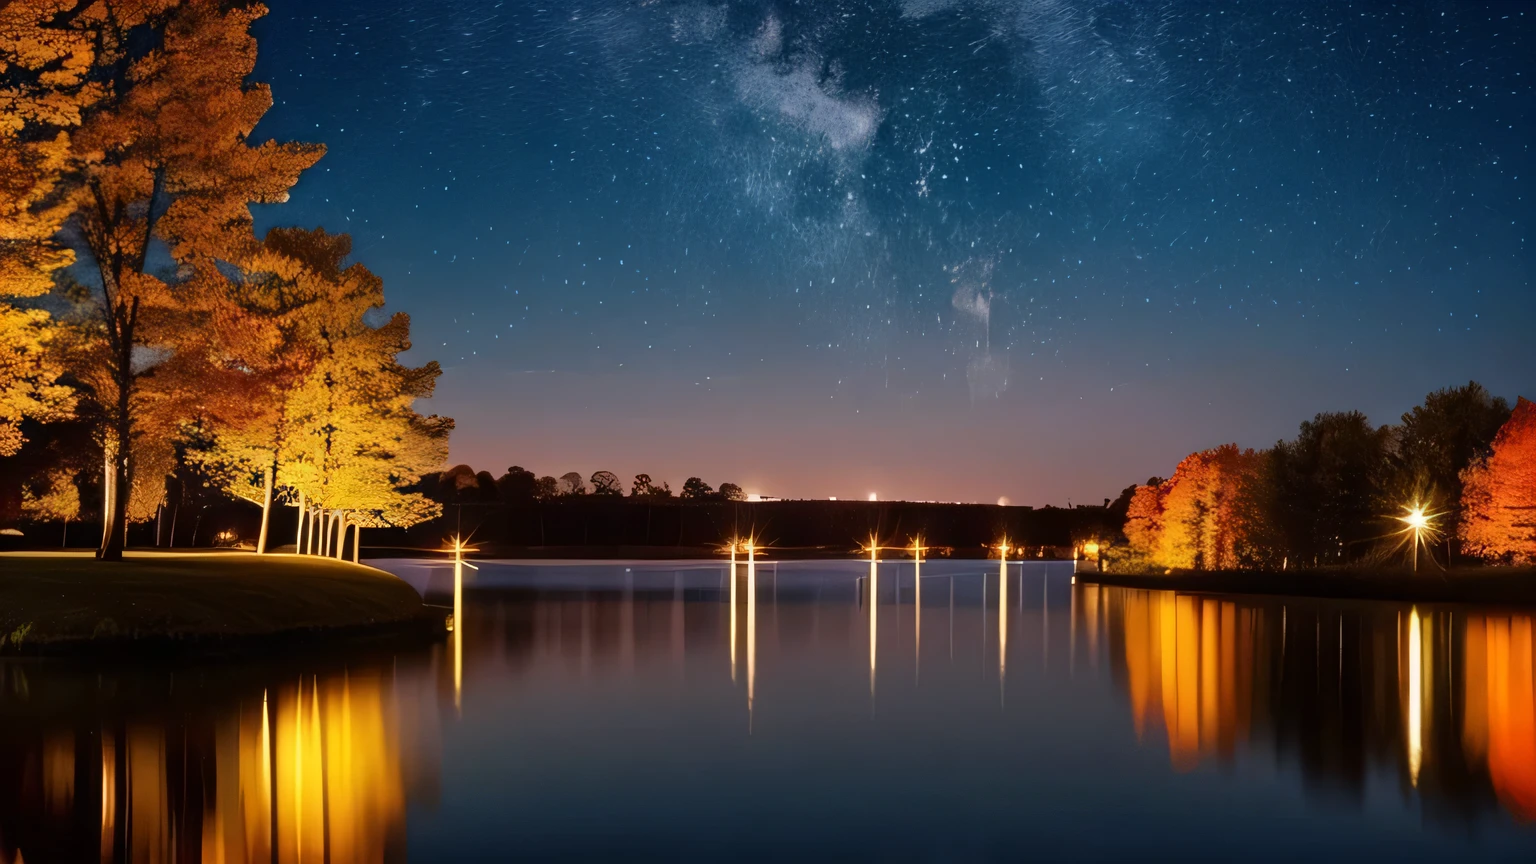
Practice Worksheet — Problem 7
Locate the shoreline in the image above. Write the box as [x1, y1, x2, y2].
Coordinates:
[1081, 567, 1536, 606]
[0, 551, 444, 657]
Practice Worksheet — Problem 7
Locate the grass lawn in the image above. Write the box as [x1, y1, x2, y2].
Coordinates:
[0, 551, 430, 652]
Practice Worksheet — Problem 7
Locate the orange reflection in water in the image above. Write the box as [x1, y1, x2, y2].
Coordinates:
[1117, 591, 1251, 772]
[1463, 614, 1536, 822]
[1104, 587, 1536, 824]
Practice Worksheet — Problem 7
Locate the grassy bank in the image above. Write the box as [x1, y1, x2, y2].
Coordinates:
[0, 551, 435, 654]
[1083, 566, 1536, 606]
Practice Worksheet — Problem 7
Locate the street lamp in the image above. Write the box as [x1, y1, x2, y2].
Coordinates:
[1397, 504, 1434, 574]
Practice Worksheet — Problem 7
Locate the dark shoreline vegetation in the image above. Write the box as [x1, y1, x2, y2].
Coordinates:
[1082, 566, 1536, 606]
[0, 552, 441, 656]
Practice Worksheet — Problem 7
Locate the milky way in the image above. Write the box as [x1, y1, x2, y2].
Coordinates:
[251, 1, 1534, 504]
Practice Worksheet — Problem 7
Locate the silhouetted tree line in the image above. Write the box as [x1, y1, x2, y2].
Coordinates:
[417, 466, 746, 505]
[1113, 381, 1531, 571]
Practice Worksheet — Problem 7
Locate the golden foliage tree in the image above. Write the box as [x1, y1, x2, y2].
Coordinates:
[273, 233, 450, 559]
[1127, 445, 1269, 571]
[0, 0, 97, 454]
[1461, 397, 1536, 563]
[2, 0, 322, 558]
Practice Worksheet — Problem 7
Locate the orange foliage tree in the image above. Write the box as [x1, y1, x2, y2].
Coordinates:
[1460, 397, 1536, 563]
[2, 0, 322, 558]
[1124, 444, 1273, 571]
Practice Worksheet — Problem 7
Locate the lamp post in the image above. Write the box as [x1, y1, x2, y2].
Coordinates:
[1399, 505, 1431, 574]
[446, 535, 478, 713]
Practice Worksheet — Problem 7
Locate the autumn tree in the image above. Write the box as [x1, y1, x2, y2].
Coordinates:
[0, 0, 97, 454]
[191, 228, 380, 551]
[1460, 397, 1536, 563]
[277, 245, 450, 559]
[2, 0, 322, 559]
[1123, 481, 1167, 564]
[1154, 445, 1268, 570]
[21, 465, 79, 546]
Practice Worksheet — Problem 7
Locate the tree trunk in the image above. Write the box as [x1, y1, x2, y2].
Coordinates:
[320, 510, 331, 557]
[256, 460, 275, 554]
[62, 517, 69, 548]
[352, 523, 361, 564]
[98, 298, 138, 562]
[99, 447, 114, 549]
[334, 511, 347, 560]
[294, 490, 306, 553]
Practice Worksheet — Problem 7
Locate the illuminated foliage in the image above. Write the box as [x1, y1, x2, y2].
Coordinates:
[1460, 397, 1536, 563]
[275, 240, 450, 535]
[2, 0, 323, 558]
[1121, 446, 1270, 571]
[1123, 482, 1167, 563]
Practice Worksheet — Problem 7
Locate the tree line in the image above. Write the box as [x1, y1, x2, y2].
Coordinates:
[421, 465, 747, 505]
[1114, 382, 1535, 571]
[0, 1, 449, 560]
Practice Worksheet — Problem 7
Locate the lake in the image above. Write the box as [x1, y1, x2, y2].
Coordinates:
[3, 558, 1536, 861]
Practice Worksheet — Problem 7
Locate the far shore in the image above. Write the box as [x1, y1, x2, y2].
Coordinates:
[1083, 566, 1536, 606]
[0, 551, 441, 657]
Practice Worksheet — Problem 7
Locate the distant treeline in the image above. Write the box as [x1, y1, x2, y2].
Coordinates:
[376, 497, 1118, 557]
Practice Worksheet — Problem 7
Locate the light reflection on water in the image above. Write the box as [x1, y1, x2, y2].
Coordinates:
[3, 560, 1536, 861]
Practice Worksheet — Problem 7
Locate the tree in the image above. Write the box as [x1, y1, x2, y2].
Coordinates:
[717, 482, 745, 502]
[590, 470, 622, 496]
[681, 476, 714, 499]
[558, 471, 586, 496]
[631, 473, 655, 497]
[21, 466, 80, 546]
[189, 228, 361, 551]
[496, 465, 536, 502]
[1393, 381, 1511, 517]
[1154, 445, 1266, 571]
[1123, 482, 1167, 563]
[1461, 397, 1536, 563]
[533, 475, 559, 500]
[1269, 412, 1392, 566]
[2, 0, 323, 559]
[277, 257, 450, 556]
[0, 0, 95, 455]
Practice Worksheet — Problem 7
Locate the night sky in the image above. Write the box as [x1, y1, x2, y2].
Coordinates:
[248, 0, 1534, 506]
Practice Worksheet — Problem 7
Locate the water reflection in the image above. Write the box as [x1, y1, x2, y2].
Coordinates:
[1, 660, 435, 862]
[1087, 584, 1536, 824]
[6, 565, 1536, 862]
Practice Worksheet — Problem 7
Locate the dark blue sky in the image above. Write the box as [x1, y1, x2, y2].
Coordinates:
[251, 0, 1533, 505]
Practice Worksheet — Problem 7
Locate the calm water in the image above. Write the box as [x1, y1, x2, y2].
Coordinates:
[5, 559, 1536, 861]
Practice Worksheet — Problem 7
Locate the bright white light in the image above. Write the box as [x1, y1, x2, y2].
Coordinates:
[868, 492, 878, 501]
[828, 496, 837, 501]
[997, 496, 1010, 506]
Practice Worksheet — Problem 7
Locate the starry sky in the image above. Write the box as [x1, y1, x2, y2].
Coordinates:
[249, 0, 1534, 506]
